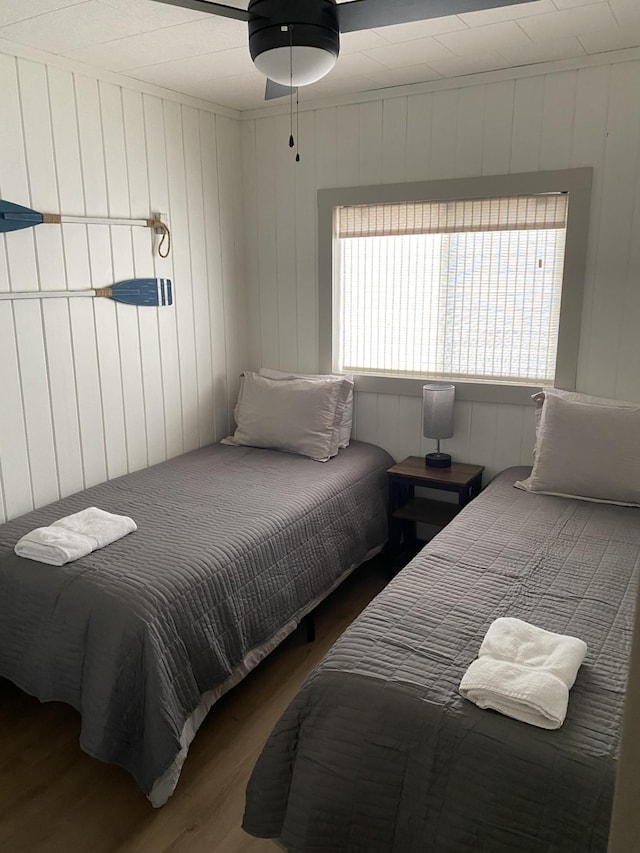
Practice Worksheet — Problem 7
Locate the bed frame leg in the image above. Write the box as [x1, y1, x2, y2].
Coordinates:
[304, 614, 316, 643]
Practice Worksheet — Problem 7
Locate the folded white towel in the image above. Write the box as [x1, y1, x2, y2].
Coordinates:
[14, 507, 137, 566]
[50, 507, 136, 549]
[459, 617, 587, 730]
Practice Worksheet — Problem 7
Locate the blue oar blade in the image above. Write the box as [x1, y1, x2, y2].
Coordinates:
[109, 278, 173, 307]
[0, 199, 44, 233]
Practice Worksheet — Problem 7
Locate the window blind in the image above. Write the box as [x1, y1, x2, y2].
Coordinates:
[337, 195, 568, 238]
[336, 194, 568, 384]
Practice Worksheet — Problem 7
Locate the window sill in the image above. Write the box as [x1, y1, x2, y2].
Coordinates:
[350, 373, 544, 405]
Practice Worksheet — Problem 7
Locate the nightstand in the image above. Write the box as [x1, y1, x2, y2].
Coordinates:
[387, 457, 484, 561]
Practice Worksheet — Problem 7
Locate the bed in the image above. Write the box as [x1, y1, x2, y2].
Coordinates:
[243, 465, 640, 852]
[0, 439, 392, 806]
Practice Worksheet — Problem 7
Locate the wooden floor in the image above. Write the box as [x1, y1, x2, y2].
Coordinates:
[0, 558, 390, 853]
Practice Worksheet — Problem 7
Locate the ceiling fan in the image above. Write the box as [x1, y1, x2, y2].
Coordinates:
[151, 0, 538, 100]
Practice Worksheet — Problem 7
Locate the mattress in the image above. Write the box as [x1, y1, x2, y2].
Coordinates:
[0, 440, 392, 805]
[243, 466, 640, 852]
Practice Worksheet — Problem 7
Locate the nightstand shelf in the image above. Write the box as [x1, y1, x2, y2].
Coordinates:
[387, 457, 484, 566]
[391, 496, 460, 528]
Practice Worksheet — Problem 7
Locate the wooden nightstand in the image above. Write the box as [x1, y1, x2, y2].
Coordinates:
[387, 457, 484, 561]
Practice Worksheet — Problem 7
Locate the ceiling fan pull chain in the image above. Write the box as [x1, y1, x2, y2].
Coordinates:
[289, 25, 295, 149]
[296, 88, 300, 163]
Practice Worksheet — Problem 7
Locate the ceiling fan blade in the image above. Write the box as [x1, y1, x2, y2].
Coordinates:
[150, 0, 249, 22]
[265, 79, 297, 100]
[338, 0, 537, 33]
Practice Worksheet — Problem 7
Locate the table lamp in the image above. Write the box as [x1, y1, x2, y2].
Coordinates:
[423, 382, 455, 467]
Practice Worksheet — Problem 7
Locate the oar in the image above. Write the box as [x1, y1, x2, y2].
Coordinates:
[0, 278, 173, 307]
[0, 199, 171, 257]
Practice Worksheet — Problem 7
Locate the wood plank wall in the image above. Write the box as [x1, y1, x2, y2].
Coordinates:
[2, 53, 639, 519]
[241, 59, 640, 480]
[0, 54, 247, 523]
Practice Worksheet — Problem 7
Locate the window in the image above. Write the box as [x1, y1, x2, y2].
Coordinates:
[336, 195, 567, 385]
[318, 170, 592, 404]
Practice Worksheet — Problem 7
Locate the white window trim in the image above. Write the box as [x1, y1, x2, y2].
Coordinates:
[318, 168, 593, 406]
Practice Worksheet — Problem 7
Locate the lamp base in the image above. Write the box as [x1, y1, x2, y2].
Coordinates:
[425, 452, 452, 468]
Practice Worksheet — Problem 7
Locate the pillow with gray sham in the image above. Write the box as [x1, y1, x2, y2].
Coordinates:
[259, 367, 354, 448]
[221, 371, 351, 462]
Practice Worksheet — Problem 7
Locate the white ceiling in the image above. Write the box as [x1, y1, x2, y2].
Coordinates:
[0, 0, 638, 111]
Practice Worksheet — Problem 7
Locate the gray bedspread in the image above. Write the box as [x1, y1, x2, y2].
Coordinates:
[243, 467, 640, 852]
[0, 441, 392, 804]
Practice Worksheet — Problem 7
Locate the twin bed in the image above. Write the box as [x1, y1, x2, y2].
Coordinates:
[243, 466, 639, 852]
[0, 439, 392, 805]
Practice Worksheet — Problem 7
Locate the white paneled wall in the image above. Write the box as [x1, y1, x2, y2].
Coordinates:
[241, 59, 640, 480]
[0, 53, 247, 523]
[2, 50, 639, 519]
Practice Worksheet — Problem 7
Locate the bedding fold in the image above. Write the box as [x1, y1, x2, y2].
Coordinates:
[459, 616, 587, 729]
[14, 507, 137, 566]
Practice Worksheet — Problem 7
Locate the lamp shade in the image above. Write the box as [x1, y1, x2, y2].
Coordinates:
[253, 45, 337, 87]
[422, 383, 455, 439]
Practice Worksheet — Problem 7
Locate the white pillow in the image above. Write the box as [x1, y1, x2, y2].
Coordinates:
[530, 387, 635, 459]
[532, 386, 628, 432]
[221, 372, 351, 462]
[516, 388, 640, 505]
[259, 367, 354, 448]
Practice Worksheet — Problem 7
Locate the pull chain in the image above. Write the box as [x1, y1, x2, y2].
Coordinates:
[295, 87, 300, 162]
[285, 24, 300, 162]
[288, 26, 294, 149]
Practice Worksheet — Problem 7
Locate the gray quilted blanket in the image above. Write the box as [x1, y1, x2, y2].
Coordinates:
[243, 467, 640, 852]
[0, 441, 392, 803]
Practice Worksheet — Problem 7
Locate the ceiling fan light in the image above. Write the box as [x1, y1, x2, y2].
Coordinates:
[254, 45, 337, 87]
